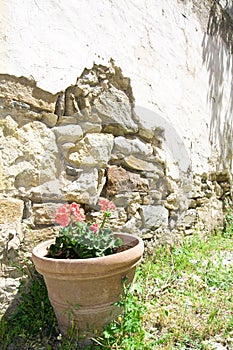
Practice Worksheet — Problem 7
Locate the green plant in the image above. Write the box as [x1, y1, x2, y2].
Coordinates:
[0, 272, 57, 349]
[48, 199, 122, 259]
[140, 232, 233, 349]
[223, 211, 233, 237]
[92, 275, 148, 349]
[2, 229, 233, 349]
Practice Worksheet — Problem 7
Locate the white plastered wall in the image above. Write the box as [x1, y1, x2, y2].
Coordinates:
[0, 0, 232, 174]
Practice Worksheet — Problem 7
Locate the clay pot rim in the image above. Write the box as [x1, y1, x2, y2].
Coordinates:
[32, 232, 144, 264]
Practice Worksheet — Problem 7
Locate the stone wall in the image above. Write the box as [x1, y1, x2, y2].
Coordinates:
[0, 62, 231, 261]
[1, 0, 233, 316]
[0, 63, 232, 315]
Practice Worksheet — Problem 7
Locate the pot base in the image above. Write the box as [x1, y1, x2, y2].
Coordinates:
[53, 300, 122, 338]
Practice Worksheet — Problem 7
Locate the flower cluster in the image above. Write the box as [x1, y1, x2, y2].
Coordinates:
[48, 199, 122, 259]
[54, 203, 86, 227]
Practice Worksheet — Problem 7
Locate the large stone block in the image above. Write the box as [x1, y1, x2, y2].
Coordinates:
[62, 168, 106, 205]
[0, 198, 24, 224]
[93, 86, 138, 135]
[113, 136, 153, 158]
[1, 121, 59, 191]
[67, 133, 114, 169]
[32, 203, 61, 226]
[106, 165, 148, 196]
[123, 155, 161, 173]
[52, 124, 83, 144]
[140, 205, 169, 229]
[30, 180, 63, 202]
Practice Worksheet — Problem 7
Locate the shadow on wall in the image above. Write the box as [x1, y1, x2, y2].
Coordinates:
[202, 1, 233, 171]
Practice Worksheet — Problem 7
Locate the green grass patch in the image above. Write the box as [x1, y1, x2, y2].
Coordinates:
[1, 229, 233, 349]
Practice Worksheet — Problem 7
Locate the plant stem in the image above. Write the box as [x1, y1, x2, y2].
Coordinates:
[100, 212, 109, 229]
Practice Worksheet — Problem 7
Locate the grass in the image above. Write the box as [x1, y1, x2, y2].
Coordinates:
[0, 224, 233, 349]
[141, 232, 233, 349]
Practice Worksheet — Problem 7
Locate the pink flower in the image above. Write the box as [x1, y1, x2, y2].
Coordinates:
[90, 223, 99, 234]
[70, 202, 86, 222]
[54, 203, 71, 226]
[54, 202, 86, 226]
[99, 198, 116, 212]
[55, 214, 70, 226]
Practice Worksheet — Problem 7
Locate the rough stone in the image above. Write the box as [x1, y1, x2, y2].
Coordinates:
[0, 221, 23, 259]
[0, 0, 232, 320]
[79, 121, 102, 135]
[215, 170, 231, 183]
[0, 75, 55, 113]
[65, 164, 83, 177]
[59, 142, 76, 158]
[113, 194, 131, 207]
[64, 85, 83, 115]
[121, 217, 140, 234]
[93, 86, 138, 135]
[196, 197, 223, 231]
[62, 168, 106, 205]
[127, 201, 142, 222]
[0, 51, 232, 318]
[56, 115, 79, 125]
[67, 133, 114, 169]
[78, 70, 99, 86]
[52, 124, 83, 144]
[123, 155, 161, 172]
[113, 136, 153, 158]
[165, 192, 179, 211]
[181, 209, 197, 228]
[0, 198, 24, 224]
[0, 277, 21, 317]
[32, 203, 61, 226]
[102, 207, 128, 231]
[150, 190, 163, 201]
[41, 112, 58, 128]
[140, 205, 169, 229]
[106, 165, 148, 196]
[0, 115, 18, 136]
[0, 121, 58, 192]
[30, 180, 63, 202]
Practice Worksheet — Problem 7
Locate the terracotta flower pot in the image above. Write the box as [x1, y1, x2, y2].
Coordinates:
[32, 233, 144, 338]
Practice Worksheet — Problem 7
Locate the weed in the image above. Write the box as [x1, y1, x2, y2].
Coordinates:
[92, 275, 147, 349]
[1, 230, 233, 349]
[223, 211, 233, 237]
[0, 273, 57, 349]
[143, 232, 233, 349]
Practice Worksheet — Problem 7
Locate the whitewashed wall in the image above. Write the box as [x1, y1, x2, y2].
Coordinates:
[0, 0, 232, 174]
